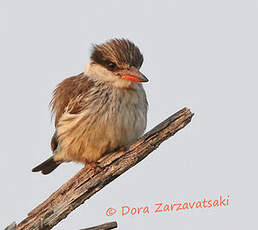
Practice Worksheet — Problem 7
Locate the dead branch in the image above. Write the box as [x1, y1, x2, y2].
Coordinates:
[7, 107, 193, 230]
[4, 222, 16, 230]
[80, 221, 117, 230]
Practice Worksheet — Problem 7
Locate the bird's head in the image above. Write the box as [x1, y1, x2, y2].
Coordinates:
[85, 38, 148, 88]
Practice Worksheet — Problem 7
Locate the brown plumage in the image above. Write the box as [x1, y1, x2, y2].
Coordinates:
[32, 38, 148, 174]
[50, 73, 95, 128]
[91, 38, 143, 70]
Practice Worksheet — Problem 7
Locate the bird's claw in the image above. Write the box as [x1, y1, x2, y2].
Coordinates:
[84, 160, 102, 174]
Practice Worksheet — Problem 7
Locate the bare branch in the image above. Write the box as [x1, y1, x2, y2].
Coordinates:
[4, 222, 16, 230]
[11, 107, 193, 230]
[80, 221, 117, 230]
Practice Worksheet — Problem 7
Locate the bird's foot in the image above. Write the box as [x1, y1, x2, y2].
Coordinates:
[118, 145, 128, 152]
[84, 160, 102, 174]
[119, 146, 126, 151]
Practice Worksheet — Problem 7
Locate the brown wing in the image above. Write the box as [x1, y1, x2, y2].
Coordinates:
[49, 72, 95, 151]
[50, 72, 95, 127]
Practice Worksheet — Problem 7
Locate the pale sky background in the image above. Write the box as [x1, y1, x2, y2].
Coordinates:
[1, 0, 257, 229]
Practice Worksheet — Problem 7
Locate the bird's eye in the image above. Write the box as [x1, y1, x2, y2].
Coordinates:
[107, 62, 116, 70]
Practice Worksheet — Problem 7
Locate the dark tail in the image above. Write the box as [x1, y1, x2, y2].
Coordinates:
[32, 156, 61, 175]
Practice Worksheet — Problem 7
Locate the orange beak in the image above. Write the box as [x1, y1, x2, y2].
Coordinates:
[120, 67, 148, 83]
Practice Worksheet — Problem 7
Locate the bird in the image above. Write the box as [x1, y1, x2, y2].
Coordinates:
[32, 38, 149, 175]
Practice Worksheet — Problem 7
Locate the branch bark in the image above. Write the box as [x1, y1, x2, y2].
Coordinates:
[80, 221, 117, 230]
[12, 107, 193, 230]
